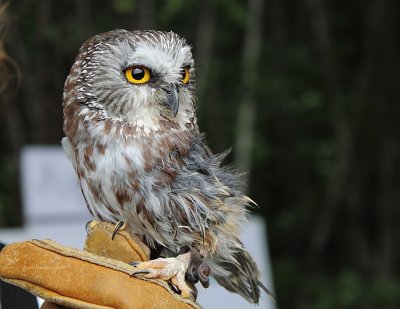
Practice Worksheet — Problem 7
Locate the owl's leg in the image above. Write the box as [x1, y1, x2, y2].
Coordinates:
[131, 251, 197, 300]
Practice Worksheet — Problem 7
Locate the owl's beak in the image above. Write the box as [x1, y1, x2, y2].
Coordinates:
[163, 84, 180, 117]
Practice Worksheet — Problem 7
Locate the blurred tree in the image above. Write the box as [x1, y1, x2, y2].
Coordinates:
[234, 0, 264, 193]
[306, 0, 352, 264]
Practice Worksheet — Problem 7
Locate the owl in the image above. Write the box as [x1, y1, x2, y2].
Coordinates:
[62, 29, 273, 303]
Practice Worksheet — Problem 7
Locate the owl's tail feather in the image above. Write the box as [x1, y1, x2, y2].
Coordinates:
[259, 280, 277, 303]
[214, 248, 276, 304]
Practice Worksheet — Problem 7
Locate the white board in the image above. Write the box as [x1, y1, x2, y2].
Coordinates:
[20, 146, 90, 227]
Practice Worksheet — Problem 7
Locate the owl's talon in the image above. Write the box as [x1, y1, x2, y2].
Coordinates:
[111, 220, 125, 240]
[200, 278, 210, 288]
[130, 252, 196, 300]
[180, 278, 198, 300]
[132, 269, 151, 275]
[85, 221, 93, 236]
[190, 289, 198, 301]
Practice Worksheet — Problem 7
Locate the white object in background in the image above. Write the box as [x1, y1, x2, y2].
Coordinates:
[0, 146, 90, 249]
[20, 145, 90, 227]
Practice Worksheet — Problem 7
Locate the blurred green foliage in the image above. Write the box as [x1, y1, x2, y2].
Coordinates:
[0, 0, 399, 307]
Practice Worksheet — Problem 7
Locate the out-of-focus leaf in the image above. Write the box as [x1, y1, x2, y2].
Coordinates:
[112, 0, 136, 14]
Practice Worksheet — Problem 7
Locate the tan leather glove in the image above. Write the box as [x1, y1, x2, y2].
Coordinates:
[0, 221, 201, 309]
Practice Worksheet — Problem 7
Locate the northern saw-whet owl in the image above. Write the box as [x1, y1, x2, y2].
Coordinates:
[62, 29, 273, 304]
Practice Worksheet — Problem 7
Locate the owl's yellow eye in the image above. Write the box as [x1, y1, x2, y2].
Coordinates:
[181, 66, 190, 84]
[125, 66, 151, 84]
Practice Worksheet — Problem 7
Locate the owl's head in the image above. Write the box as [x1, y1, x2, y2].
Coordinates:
[64, 29, 196, 132]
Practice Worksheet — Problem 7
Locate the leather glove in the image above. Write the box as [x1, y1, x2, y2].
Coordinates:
[0, 221, 201, 309]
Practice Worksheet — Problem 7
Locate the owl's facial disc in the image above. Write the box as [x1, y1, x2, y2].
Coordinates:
[79, 30, 196, 131]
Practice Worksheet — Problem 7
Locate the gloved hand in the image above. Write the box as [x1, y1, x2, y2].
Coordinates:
[0, 221, 201, 309]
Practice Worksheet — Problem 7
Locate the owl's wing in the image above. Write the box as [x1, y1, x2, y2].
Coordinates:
[184, 137, 275, 303]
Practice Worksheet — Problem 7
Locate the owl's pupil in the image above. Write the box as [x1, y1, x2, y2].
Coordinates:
[132, 67, 145, 80]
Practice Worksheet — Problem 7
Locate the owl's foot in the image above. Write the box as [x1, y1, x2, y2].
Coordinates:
[131, 252, 197, 300]
[111, 220, 126, 240]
